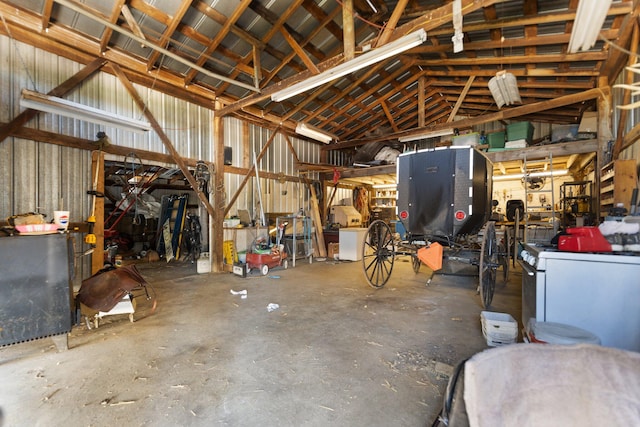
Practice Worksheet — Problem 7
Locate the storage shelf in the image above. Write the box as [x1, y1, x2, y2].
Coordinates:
[599, 160, 637, 220]
[561, 181, 593, 228]
[371, 190, 397, 210]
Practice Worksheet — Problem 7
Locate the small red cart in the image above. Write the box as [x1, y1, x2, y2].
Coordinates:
[246, 249, 288, 275]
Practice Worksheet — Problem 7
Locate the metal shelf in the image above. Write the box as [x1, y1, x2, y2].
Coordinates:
[276, 216, 313, 267]
[560, 181, 593, 228]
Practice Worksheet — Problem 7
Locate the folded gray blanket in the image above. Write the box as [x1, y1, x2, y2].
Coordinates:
[464, 344, 640, 427]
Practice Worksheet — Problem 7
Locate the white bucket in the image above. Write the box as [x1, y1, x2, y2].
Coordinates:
[197, 253, 211, 274]
[53, 211, 70, 230]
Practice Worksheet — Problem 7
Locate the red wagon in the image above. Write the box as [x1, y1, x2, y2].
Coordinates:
[246, 249, 288, 275]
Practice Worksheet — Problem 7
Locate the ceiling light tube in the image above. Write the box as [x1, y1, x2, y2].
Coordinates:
[568, 0, 612, 53]
[20, 88, 152, 134]
[295, 123, 336, 144]
[272, 29, 427, 102]
[398, 128, 454, 142]
[488, 71, 521, 108]
[493, 169, 569, 182]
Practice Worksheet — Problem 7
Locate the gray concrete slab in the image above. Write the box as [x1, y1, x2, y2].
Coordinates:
[0, 255, 522, 426]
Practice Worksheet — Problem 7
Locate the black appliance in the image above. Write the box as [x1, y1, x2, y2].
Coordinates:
[0, 234, 74, 349]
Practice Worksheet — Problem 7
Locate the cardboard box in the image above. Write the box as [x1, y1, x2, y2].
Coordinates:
[328, 242, 339, 259]
[578, 111, 597, 133]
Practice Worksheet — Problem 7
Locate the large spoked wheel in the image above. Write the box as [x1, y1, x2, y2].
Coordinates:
[479, 221, 498, 309]
[513, 209, 520, 268]
[498, 227, 510, 283]
[362, 220, 395, 288]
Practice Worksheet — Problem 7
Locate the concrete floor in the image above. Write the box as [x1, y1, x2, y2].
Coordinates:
[0, 255, 522, 426]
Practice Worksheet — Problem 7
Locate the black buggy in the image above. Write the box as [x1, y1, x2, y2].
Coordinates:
[361, 146, 508, 308]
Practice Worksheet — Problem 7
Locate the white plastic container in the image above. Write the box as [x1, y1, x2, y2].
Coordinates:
[197, 252, 211, 274]
[481, 311, 518, 346]
[452, 132, 479, 146]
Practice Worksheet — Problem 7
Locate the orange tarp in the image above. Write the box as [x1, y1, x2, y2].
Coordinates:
[417, 242, 443, 271]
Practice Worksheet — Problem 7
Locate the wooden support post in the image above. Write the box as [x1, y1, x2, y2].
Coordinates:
[90, 150, 105, 274]
[596, 79, 612, 215]
[613, 22, 639, 160]
[213, 101, 225, 272]
[342, 0, 355, 61]
[308, 181, 327, 258]
[418, 76, 426, 127]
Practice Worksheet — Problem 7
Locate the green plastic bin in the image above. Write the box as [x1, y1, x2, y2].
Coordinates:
[487, 131, 505, 148]
[507, 122, 534, 142]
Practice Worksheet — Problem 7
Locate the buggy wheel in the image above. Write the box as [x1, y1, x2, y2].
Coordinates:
[362, 220, 395, 288]
[261, 264, 269, 276]
[412, 254, 421, 273]
[498, 228, 510, 283]
[479, 221, 498, 309]
[499, 241, 509, 283]
[513, 209, 520, 268]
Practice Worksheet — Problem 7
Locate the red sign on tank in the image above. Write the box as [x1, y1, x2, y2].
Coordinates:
[454, 210, 466, 221]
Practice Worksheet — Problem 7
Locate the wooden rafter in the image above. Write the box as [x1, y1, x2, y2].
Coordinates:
[120, 4, 147, 46]
[184, 0, 251, 86]
[215, 0, 306, 94]
[99, 0, 127, 54]
[219, 0, 507, 116]
[330, 87, 606, 150]
[261, 4, 341, 88]
[0, 0, 637, 147]
[447, 76, 475, 122]
[373, 0, 409, 47]
[145, 0, 192, 71]
[279, 26, 320, 74]
[380, 100, 399, 132]
[40, 0, 54, 31]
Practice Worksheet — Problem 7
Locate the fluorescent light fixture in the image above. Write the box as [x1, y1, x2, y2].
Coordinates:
[20, 89, 151, 134]
[272, 29, 427, 102]
[493, 169, 569, 182]
[398, 128, 454, 142]
[568, 0, 612, 53]
[372, 183, 397, 189]
[295, 122, 336, 144]
[365, 0, 378, 13]
[488, 71, 521, 108]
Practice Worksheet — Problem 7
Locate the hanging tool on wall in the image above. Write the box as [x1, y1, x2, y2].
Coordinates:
[85, 150, 104, 247]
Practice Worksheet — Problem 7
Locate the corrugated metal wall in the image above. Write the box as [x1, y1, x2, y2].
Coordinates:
[222, 117, 322, 222]
[0, 36, 209, 286]
[1, 35, 326, 284]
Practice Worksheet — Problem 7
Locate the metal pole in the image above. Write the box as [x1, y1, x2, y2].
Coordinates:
[254, 148, 266, 227]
